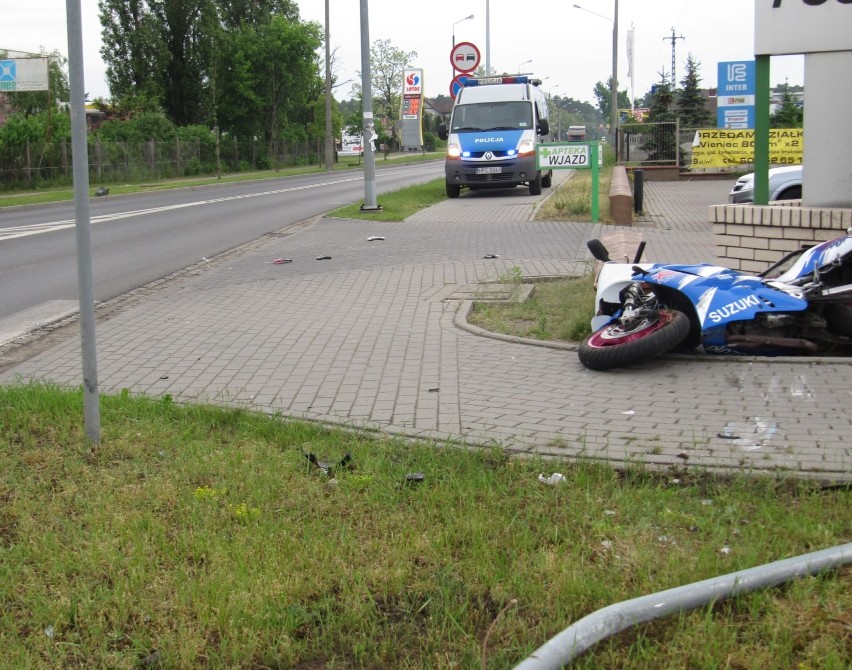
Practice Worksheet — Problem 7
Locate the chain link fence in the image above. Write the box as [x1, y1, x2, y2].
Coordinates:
[619, 122, 731, 173]
[0, 137, 329, 190]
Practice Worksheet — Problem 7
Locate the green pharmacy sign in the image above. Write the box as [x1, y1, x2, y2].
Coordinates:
[536, 142, 602, 222]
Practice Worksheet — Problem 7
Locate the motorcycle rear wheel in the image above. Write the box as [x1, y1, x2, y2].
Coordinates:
[578, 309, 690, 371]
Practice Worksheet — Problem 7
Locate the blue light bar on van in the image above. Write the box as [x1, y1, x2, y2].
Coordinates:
[460, 75, 530, 87]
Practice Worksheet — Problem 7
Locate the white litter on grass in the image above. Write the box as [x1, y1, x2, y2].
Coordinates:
[538, 472, 566, 486]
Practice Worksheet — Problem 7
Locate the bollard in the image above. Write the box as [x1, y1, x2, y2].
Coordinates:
[633, 169, 644, 214]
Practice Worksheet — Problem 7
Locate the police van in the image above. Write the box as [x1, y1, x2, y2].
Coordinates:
[438, 75, 552, 198]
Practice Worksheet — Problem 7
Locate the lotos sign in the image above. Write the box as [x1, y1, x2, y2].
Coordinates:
[403, 69, 423, 96]
[756, 0, 852, 55]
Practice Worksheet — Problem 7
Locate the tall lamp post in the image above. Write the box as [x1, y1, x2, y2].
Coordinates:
[517, 59, 532, 73]
[573, 2, 618, 159]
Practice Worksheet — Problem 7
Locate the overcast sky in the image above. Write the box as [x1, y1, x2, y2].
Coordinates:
[2, 0, 805, 104]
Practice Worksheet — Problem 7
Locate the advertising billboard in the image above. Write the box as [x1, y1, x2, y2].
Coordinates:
[717, 61, 756, 129]
[0, 57, 49, 92]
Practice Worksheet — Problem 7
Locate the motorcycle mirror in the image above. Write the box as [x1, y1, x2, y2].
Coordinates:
[587, 239, 610, 262]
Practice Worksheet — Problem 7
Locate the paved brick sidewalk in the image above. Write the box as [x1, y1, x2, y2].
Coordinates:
[3, 179, 850, 482]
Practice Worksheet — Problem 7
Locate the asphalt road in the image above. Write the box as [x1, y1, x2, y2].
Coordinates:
[0, 161, 444, 322]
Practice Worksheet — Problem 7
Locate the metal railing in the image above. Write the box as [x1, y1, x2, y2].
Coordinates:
[618, 122, 727, 172]
[0, 137, 328, 189]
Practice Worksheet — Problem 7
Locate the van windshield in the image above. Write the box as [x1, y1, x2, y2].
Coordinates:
[450, 101, 533, 132]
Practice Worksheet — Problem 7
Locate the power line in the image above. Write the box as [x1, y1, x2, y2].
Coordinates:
[662, 27, 685, 86]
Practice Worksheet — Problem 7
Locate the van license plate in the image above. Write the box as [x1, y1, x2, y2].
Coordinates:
[476, 166, 502, 174]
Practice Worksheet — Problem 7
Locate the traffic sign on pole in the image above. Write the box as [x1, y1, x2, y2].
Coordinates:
[450, 74, 467, 98]
[450, 41, 480, 73]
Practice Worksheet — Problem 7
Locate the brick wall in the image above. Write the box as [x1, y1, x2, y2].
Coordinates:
[711, 203, 852, 272]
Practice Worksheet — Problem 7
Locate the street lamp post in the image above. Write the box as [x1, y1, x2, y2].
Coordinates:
[517, 59, 532, 74]
[573, 2, 618, 159]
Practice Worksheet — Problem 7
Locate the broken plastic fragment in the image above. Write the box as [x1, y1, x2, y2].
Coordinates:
[304, 452, 351, 476]
[367, 236, 385, 241]
[316, 255, 332, 260]
[273, 258, 292, 264]
[483, 253, 499, 259]
[538, 472, 565, 486]
[405, 472, 425, 484]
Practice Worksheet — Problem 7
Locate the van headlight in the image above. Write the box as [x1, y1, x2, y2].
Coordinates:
[447, 143, 461, 159]
[518, 139, 535, 157]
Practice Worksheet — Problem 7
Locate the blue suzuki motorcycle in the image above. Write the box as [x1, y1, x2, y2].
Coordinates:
[579, 229, 852, 370]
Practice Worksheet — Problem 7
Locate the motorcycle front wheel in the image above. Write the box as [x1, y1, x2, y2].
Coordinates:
[578, 309, 690, 371]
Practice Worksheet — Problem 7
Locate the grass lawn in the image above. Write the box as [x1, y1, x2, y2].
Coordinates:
[467, 274, 597, 345]
[1, 383, 849, 669]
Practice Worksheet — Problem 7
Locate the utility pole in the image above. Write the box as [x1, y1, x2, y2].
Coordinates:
[663, 27, 685, 87]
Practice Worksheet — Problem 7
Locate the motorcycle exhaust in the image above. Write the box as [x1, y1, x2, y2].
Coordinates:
[727, 335, 819, 353]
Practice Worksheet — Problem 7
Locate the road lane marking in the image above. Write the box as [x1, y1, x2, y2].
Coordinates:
[0, 165, 439, 243]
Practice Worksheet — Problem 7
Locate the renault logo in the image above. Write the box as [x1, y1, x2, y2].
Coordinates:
[484, 151, 493, 160]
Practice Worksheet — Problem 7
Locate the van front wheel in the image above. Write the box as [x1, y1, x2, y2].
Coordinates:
[542, 171, 552, 188]
[529, 172, 543, 196]
[446, 182, 461, 198]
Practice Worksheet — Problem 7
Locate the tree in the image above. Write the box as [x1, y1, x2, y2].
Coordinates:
[676, 54, 713, 128]
[99, 0, 169, 106]
[641, 71, 677, 163]
[771, 82, 803, 128]
[219, 0, 299, 28]
[356, 39, 417, 149]
[216, 15, 323, 147]
[307, 95, 343, 145]
[98, 0, 322, 141]
[550, 95, 602, 140]
[592, 78, 630, 129]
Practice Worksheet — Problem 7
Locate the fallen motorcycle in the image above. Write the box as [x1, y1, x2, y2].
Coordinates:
[579, 229, 852, 371]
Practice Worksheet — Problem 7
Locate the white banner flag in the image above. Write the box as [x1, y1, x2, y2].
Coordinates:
[626, 29, 635, 80]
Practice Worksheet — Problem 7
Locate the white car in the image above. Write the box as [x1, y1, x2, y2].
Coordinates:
[728, 165, 802, 204]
